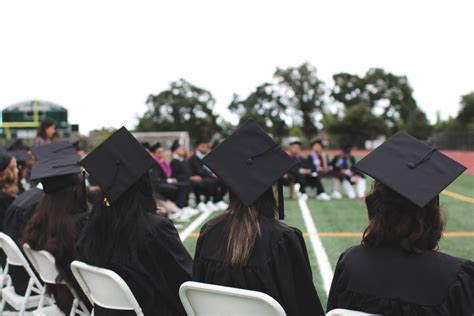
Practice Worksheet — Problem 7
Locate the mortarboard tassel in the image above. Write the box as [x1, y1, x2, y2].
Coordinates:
[278, 178, 284, 220]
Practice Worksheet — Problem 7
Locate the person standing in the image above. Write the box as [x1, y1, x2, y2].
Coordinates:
[194, 120, 325, 316]
[33, 119, 56, 147]
[327, 132, 473, 315]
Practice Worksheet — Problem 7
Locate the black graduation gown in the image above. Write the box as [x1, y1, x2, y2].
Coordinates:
[0, 191, 16, 267]
[327, 245, 474, 315]
[193, 216, 325, 316]
[2, 188, 44, 242]
[1, 188, 43, 295]
[79, 213, 193, 316]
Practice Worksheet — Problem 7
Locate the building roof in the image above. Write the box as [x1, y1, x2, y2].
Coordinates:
[3, 100, 67, 113]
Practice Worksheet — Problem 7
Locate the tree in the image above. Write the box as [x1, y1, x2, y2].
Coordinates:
[137, 79, 221, 143]
[457, 92, 474, 130]
[228, 83, 289, 140]
[322, 102, 387, 148]
[332, 68, 431, 136]
[274, 62, 326, 139]
[228, 62, 327, 140]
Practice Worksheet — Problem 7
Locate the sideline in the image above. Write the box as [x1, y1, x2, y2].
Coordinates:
[179, 209, 213, 241]
[298, 197, 334, 296]
[442, 190, 474, 204]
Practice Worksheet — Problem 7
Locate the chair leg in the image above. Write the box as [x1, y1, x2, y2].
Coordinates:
[19, 278, 34, 316]
[0, 292, 5, 316]
[37, 284, 47, 310]
[78, 300, 91, 316]
[70, 298, 78, 316]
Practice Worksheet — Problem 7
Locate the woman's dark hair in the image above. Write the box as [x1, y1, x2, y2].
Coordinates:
[362, 181, 445, 253]
[21, 181, 88, 286]
[77, 175, 156, 266]
[205, 188, 278, 267]
[37, 119, 56, 139]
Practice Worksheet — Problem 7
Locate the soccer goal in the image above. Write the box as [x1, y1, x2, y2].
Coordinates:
[132, 131, 190, 152]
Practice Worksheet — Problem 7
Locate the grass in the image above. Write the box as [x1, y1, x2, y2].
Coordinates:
[179, 174, 474, 309]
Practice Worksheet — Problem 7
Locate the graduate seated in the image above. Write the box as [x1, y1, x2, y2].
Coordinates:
[282, 141, 309, 200]
[78, 127, 193, 315]
[304, 140, 333, 201]
[187, 138, 228, 212]
[327, 132, 474, 315]
[330, 146, 366, 199]
[0, 149, 27, 292]
[193, 120, 325, 316]
[21, 141, 91, 313]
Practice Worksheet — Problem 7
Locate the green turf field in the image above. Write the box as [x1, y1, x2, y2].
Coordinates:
[179, 174, 474, 309]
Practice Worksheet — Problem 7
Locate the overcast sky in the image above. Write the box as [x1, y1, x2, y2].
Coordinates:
[1, 0, 473, 134]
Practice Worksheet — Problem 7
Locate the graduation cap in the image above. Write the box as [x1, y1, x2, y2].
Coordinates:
[81, 126, 156, 204]
[32, 141, 77, 160]
[354, 131, 466, 208]
[202, 119, 296, 219]
[0, 149, 13, 172]
[30, 142, 82, 193]
[170, 140, 181, 152]
[8, 149, 32, 164]
[150, 142, 162, 152]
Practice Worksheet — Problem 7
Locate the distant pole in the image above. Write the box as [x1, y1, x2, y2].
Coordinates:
[33, 100, 39, 123]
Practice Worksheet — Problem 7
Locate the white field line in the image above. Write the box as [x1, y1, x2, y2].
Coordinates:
[179, 209, 213, 241]
[298, 197, 334, 296]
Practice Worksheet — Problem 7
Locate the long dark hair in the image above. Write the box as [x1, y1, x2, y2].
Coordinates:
[205, 188, 278, 267]
[21, 181, 88, 285]
[37, 119, 56, 140]
[362, 181, 445, 253]
[78, 174, 157, 266]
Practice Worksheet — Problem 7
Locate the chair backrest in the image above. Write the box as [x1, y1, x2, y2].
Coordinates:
[327, 309, 382, 316]
[0, 232, 29, 267]
[0, 233, 43, 288]
[70, 260, 142, 313]
[22, 244, 62, 285]
[179, 281, 286, 316]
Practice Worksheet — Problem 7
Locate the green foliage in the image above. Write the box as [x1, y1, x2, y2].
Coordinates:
[228, 62, 326, 141]
[323, 102, 386, 148]
[228, 83, 289, 140]
[332, 68, 430, 134]
[274, 62, 326, 138]
[458, 92, 474, 129]
[435, 92, 474, 134]
[136, 79, 221, 143]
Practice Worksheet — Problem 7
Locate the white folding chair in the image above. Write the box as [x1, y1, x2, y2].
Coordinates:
[70, 261, 143, 316]
[179, 281, 286, 316]
[0, 233, 44, 316]
[23, 244, 91, 316]
[327, 309, 381, 316]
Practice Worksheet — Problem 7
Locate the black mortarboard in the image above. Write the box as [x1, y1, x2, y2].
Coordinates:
[7, 140, 29, 151]
[8, 149, 32, 164]
[150, 142, 162, 152]
[32, 141, 77, 160]
[202, 119, 296, 219]
[0, 149, 13, 172]
[354, 131, 466, 208]
[81, 126, 156, 204]
[30, 143, 81, 181]
[171, 140, 180, 152]
[141, 142, 151, 151]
